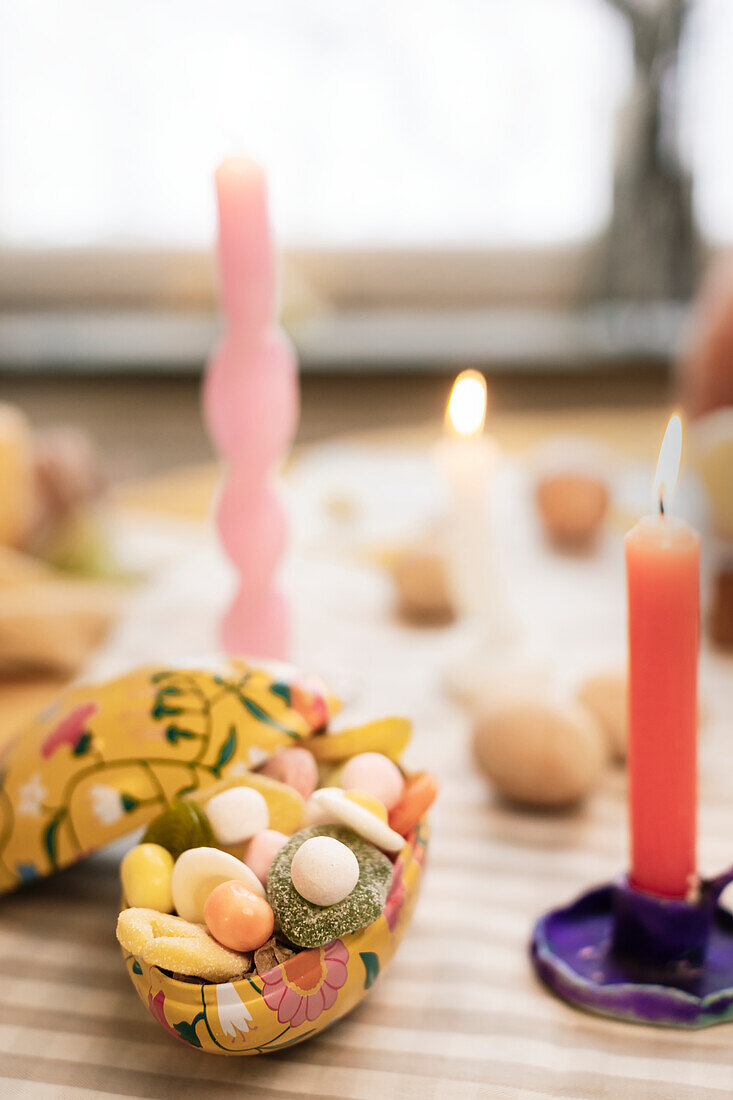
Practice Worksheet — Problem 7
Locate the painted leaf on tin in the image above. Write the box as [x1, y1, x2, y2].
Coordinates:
[360, 951, 380, 990]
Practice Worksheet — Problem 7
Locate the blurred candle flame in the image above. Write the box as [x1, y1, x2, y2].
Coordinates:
[446, 370, 487, 438]
[653, 414, 683, 515]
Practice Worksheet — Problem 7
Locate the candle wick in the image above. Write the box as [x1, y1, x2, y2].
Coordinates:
[659, 496, 665, 517]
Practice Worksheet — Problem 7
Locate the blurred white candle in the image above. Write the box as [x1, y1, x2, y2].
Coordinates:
[436, 371, 512, 639]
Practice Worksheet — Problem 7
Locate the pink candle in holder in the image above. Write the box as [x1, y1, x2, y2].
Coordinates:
[203, 158, 298, 659]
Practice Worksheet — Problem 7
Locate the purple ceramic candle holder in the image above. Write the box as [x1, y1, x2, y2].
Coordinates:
[531, 869, 733, 1028]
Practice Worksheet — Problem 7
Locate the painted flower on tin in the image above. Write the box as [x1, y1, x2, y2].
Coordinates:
[147, 991, 180, 1040]
[40, 702, 98, 758]
[89, 783, 124, 825]
[215, 982, 253, 1039]
[261, 938, 348, 1027]
[17, 773, 48, 817]
[383, 857, 406, 933]
[290, 676, 330, 731]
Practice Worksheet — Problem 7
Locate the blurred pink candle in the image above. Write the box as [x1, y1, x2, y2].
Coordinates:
[203, 158, 298, 659]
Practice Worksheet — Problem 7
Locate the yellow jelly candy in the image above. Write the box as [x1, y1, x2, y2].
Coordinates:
[116, 907, 250, 982]
[308, 718, 411, 763]
[344, 789, 388, 823]
[192, 772, 305, 835]
[120, 844, 175, 913]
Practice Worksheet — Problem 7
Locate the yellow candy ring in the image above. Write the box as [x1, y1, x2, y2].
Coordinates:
[308, 717, 411, 763]
[117, 907, 251, 983]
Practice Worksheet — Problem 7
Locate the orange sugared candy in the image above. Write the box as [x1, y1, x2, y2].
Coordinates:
[204, 880, 274, 953]
[388, 771, 438, 836]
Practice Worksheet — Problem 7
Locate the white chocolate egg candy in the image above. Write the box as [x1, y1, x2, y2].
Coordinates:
[206, 786, 269, 845]
[306, 787, 405, 853]
[171, 846, 264, 923]
[290, 835, 359, 907]
[339, 752, 404, 811]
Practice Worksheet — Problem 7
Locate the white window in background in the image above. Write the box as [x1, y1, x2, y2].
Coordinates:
[0, 0, 729, 369]
[680, 0, 733, 244]
[0, 0, 630, 253]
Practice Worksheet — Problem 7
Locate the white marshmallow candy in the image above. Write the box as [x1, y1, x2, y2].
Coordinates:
[290, 835, 359, 907]
[206, 787, 269, 846]
[306, 787, 405, 853]
[171, 846, 264, 923]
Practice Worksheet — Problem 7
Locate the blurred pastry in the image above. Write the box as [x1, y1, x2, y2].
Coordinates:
[33, 426, 103, 523]
[26, 426, 107, 569]
[536, 472, 609, 550]
[0, 577, 124, 675]
[0, 404, 35, 548]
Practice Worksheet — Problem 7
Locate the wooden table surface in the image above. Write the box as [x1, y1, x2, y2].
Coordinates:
[2, 375, 732, 1099]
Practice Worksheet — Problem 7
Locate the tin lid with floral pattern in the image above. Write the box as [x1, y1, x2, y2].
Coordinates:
[0, 658, 331, 895]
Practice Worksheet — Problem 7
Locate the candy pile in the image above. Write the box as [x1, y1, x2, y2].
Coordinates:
[116, 724, 437, 984]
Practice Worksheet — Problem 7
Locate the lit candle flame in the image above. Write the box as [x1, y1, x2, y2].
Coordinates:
[446, 370, 487, 437]
[653, 414, 683, 515]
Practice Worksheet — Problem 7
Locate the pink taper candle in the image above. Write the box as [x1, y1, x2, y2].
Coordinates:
[203, 159, 298, 658]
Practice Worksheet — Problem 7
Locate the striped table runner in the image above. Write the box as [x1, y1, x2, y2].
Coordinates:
[1, 437, 733, 1099]
[4, 759, 733, 1097]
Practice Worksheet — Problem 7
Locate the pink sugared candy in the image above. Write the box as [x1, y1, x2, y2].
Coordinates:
[260, 746, 318, 800]
[339, 752, 405, 811]
[204, 879, 274, 952]
[244, 829, 289, 886]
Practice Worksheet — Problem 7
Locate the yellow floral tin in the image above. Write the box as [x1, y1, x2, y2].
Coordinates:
[0, 658, 330, 894]
[121, 819, 427, 1054]
[0, 656, 429, 1054]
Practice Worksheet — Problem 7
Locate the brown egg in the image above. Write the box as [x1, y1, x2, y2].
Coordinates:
[392, 550, 455, 626]
[577, 670, 627, 760]
[472, 702, 607, 808]
[535, 473, 609, 549]
[578, 668, 708, 757]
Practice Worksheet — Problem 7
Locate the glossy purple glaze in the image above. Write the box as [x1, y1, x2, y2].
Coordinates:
[531, 871, 733, 1028]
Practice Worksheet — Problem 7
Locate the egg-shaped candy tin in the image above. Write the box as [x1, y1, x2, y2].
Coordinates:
[0, 658, 330, 894]
[121, 819, 428, 1054]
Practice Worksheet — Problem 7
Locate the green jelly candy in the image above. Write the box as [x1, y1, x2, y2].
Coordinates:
[142, 800, 213, 860]
[267, 824, 392, 948]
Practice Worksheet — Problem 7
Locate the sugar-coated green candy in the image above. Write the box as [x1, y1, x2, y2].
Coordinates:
[142, 799, 213, 860]
[267, 824, 392, 948]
